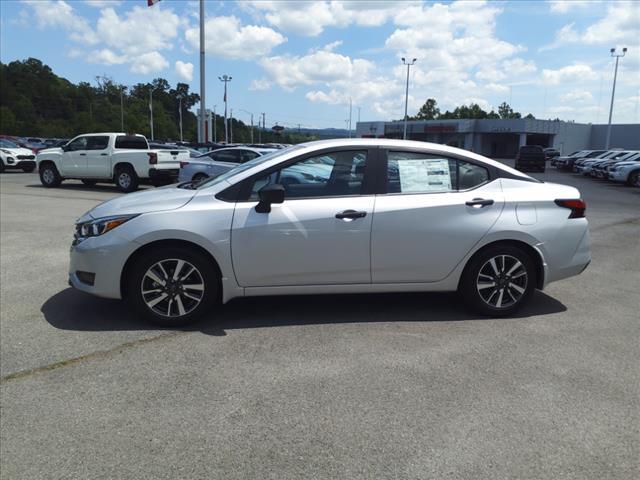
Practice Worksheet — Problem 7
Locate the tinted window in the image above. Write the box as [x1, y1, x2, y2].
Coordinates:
[87, 136, 109, 150]
[67, 136, 89, 151]
[248, 150, 368, 200]
[115, 136, 148, 149]
[211, 150, 241, 163]
[239, 150, 260, 163]
[387, 151, 488, 193]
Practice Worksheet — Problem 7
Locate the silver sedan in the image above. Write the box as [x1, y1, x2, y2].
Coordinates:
[69, 139, 591, 326]
[178, 147, 276, 184]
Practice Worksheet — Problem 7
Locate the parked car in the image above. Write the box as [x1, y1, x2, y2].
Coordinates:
[607, 154, 640, 186]
[36, 133, 190, 192]
[0, 138, 37, 172]
[556, 150, 606, 170]
[591, 151, 637, 178]
[178, 147, 276, 184]
[68, 139, 590, 326]
[543, 148, 560, 161]
[571, 150, 611, 171]
[515, 145, 545, 172]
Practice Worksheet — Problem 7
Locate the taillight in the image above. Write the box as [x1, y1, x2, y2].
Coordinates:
[555, 199, 586, 218]
[180, 161, 189, 168]
[148, 152, 157, 164]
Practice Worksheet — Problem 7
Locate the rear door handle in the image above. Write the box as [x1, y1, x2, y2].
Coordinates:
[79, 153, 86, 156]
[465, 198, 494, 208]
[100, 153, 108, 156]
[335, 210, 367, 220]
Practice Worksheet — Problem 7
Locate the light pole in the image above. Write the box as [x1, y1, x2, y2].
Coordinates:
[219, 75, 232, 143]
[212, 105, 217, 143]
[198, 0, 205, 143]
[240, 109, 254, 143]
[230, 108, 234, 143]
[606, 47, 627, 149]
[120, 86, 125, 132]
[177, 94, 183, 142]
[402, 57, 416, 140]
[149, 88, 154, 141]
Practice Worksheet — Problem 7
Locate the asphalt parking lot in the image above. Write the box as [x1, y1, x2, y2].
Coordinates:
[1, 167, 639, 479]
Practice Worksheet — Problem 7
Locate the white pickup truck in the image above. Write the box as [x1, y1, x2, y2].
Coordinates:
[36, 133, 189, 192]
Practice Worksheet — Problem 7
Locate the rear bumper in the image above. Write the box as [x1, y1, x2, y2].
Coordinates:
[148, 168, 179, 184]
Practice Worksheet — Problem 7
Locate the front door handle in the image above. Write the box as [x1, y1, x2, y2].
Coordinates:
[100, 153, 108, 156]
[465, 198, 494, 208]
[79, 153, 86, 156]
[335, 210, 367, 220]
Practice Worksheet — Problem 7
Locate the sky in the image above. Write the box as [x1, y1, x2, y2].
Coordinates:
[1, 0, 639, 130]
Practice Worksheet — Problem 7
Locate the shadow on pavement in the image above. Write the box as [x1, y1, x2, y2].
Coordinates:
[42, 288, 567, 336]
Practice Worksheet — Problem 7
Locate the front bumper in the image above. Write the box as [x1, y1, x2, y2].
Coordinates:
[148, 168, 179, 185]
[69, 233, 138, 299]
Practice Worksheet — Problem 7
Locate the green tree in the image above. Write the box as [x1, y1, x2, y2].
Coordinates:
[414, 98, 440, 120]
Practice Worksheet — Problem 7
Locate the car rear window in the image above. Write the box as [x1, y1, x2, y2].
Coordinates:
[115, 136, 148, 149]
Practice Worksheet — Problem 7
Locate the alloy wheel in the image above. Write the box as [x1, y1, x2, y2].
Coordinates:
[476, 254, 528, 309]
[141, 258, 205, 317]
[42, 168, 55, 184]
[118, 172, 131, 189]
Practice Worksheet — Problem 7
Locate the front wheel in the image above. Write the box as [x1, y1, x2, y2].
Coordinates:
[627, 170, 640, 187]
[459, 245, 536, 316]
[128, 247, 219, 326]
[114, 166, 139, 193]
[39, 163, 62, 187]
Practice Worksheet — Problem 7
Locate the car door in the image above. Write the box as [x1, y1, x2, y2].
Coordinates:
[371, 149, 504, 283]
[231, 148, 375, 287]
[85, 136, 111, 178]
[60, 136, 89, 176]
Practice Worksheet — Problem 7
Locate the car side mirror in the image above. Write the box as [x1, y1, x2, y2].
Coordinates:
[255, 184, 285, 213]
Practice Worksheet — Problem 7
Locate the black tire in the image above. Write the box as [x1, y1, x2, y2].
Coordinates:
[22, 165, 36, 173]
[459, 244, 536, 316]
[627, 170, 640, 187]
[39, 163, 62, 187]
[114, 165, 139, 193]
[127, 247, 219, 327]
[82, 179, 97, 187]
[192, 172, 209, 185]
[0, 161, 4, 173]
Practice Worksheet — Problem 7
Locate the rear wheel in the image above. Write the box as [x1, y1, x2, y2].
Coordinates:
[627, 170, 640, 187]
[114, 165, 138, 193]
[39, 163, 62, 187]
[459, 245, 536, 316]
[128, 247, 219, 326]
[192, 172, 209, 185]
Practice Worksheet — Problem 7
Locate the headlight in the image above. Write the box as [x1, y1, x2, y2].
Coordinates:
[0, 149, 12, 154]
[74, 214, 138, 243]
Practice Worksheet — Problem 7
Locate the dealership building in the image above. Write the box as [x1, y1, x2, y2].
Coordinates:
[355, 119, 640, 157]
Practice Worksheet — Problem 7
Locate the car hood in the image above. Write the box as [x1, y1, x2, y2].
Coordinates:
[36, 147, 63, 156]
[2, 147, 34, 156]
[613, 161, 640, 168]
[82, 185, 197, 220]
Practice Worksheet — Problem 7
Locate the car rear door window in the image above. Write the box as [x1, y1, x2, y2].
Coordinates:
[211, 150, 242, 163]
[248, 150, 368, 200]
[387, 151, 489, 193]
[86, 136, 109, 150]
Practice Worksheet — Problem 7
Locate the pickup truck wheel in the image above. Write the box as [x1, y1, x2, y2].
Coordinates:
[81, 179, 97, 187]
[39, 164, 62, 187]
[114, 166, 138, 193]
[128, 247, 219, 327]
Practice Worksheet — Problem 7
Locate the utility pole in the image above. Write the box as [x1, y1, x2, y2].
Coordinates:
[230, 108, 233, 143]
[606, 47, 627, 149]
[198, 0, 205, 143]
[149, 88, 154, 141]
[261, 112, 266, 142]
[402, 57, 416, 140]
[219, 75, 232, 143]
[177, 95, 183, 142]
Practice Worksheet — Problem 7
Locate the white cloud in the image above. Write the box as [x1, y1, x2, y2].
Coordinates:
[88, 48, 127, 65]
[185, 15, 285, 60]
[84, 0, 122, 7]
[174, 61, 194, 82]
[130, 52, 169, 75]
[541, 64, 597, 85]
[559, 90, 594, 103]
[249, 78, 272, 91]
[548, 0, 593, 14]
[241, 0, 407, 37]
[23, 0, 97, 44]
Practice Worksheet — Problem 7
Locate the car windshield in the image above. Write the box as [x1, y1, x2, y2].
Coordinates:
[195, 145, 303, 189]
[0, 139, 19, 148]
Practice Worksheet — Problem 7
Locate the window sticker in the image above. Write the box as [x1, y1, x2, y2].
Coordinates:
[397, 158, 452, 192]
